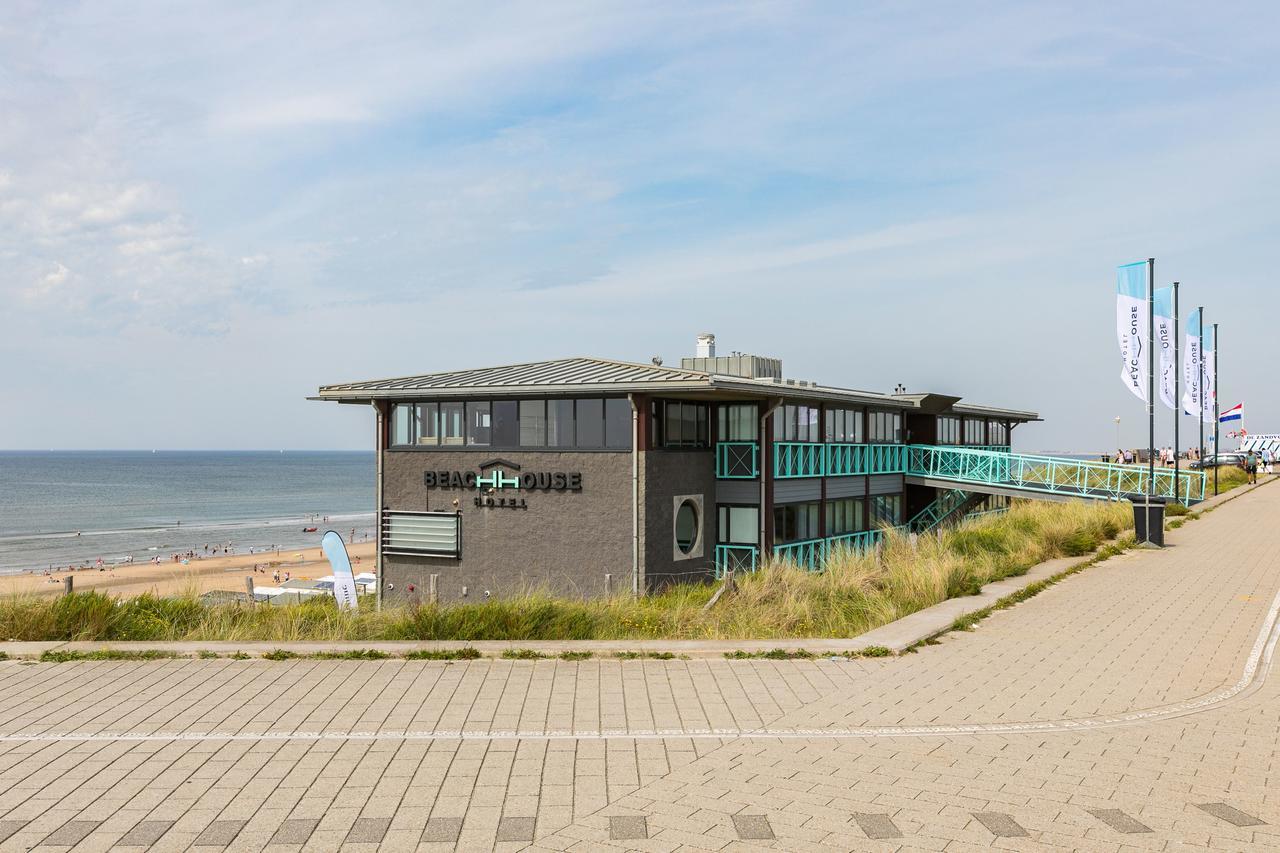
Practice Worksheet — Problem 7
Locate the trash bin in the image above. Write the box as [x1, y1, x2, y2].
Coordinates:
[1131, 497, 1166, 546]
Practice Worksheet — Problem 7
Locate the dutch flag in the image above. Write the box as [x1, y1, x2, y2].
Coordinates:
[1219, 403, 1244, 423]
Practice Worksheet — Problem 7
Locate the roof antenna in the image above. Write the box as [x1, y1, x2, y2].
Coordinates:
[651, 356, 663, 366]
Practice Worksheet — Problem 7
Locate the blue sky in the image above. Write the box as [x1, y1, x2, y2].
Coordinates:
[2, 1, 1278, 451]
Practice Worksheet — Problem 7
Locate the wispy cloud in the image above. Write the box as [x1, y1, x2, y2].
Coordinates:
[1, 1, 1278, 448]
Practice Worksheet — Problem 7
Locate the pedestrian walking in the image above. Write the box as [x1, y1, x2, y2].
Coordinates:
[1245, 450, 1259, 484]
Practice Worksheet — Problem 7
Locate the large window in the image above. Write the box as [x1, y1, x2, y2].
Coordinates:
[717, 505, 759, 544]
[604, 398, 632, 449]
[963, 417, 985, 445]
[774, 502, 819, 543]
[717, 404, 759, 441]
[657, 400, 709, 448]
[575, 398, 604, 448]
[937, 415, 961, 445]
[773, 404, 821, 442]
[825, 498, 864, 536]
[868, 410, 902, 443]
[519, 400, 546, 446]
[869, 494, 902, 527]
[824, 407, 864, 443]
[988, 420, 1009, 446]
[389, 398, 632, 451]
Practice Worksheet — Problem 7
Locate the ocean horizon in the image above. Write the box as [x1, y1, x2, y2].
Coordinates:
[0, 450, 376, 574]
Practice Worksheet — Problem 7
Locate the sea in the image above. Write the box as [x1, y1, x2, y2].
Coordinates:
[0, 451, 376, 574]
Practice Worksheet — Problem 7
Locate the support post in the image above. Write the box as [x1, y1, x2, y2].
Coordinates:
[1145, 258, 1155, 543]
[604, 573, 612, 597]
[63, 576, 73, 596]
[1213, 322, 1220, 496]
[244, 576, 255, 605]
[1198, 307, 1205, 466]
[428, 574, 438, 606]
[1173, 282, 1180, 501]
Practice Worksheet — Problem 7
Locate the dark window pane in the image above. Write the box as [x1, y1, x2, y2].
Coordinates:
[605, 398, 631, 449]
[548, 399, 574, 447]
[519, 400, 545, 446]
[576, 398, 604, 447]
[465, 401, 491, 446]
[681, 402, 696, 444]
[491, 400, 518, 447]
[391, 404, 413, 446]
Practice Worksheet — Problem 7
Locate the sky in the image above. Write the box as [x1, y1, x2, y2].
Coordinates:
[2, 1, 1278, 452]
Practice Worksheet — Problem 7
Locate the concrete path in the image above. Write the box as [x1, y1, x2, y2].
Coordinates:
[1, 482, 1278, 850]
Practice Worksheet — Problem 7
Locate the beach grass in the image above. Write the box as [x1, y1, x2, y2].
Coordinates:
[0, 498, 1144, 642]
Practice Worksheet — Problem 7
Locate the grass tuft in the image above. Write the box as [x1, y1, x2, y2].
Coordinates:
[501, 648, 549, 660]
[403, 648, 481, 660]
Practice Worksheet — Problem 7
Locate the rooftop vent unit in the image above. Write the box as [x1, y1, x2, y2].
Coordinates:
[681, 332, 782, 380]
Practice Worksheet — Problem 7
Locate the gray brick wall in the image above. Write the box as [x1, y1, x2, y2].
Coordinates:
[381, 450, 633, 601]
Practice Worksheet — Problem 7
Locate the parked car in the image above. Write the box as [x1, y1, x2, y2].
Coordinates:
[1190, 453, 1245, 470]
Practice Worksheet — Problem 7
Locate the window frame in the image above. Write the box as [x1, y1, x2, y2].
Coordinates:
[385, 397, 633, 452]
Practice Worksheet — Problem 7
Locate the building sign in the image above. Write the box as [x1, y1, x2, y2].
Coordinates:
[423, 459, 582, 510]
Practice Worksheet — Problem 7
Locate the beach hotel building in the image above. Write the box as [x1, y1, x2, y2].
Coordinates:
[315, 335, 1038, 602]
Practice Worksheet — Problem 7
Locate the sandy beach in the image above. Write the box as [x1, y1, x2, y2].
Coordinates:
[0, 542, 376, 599]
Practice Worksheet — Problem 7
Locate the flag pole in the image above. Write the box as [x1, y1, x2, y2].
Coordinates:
[1173, 282, 1180, 502]
[1198, 307, 1205, 466]
[1146, 258, 1155, 543]
[1213, 322, 1220, 496]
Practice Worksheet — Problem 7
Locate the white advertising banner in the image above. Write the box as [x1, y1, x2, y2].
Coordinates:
[1201, 324, 1216, 424]
[1153, 286, 1176, 411]
[321, 530, 359, 611]
[1182, 307, 1202, 417]
[1116, 261, 1149, 402]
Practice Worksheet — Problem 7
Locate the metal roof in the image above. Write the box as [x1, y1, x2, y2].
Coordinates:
[317, 357, 709, 395]
[314, 356, 1039, 420]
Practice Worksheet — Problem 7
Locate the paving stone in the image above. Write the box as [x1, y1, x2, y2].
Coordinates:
[345, 816, 391, 843]
[42, 820, 100, 846]
[852, 812, 903, 839]
[1088, 808, 1153, 833]
[731, 814, 775, 840]
[609, 815, 649, 840]
[193, 819, 246, 846]
[496, 816, 536, 842]
[0, 822, 27, 844]
[971, 811, 1029, 837]
[118, 820, 174, 845]
[1195, 803, 1266, 827]
[270, 818, 319, 844]
[422, 817, 464, 842]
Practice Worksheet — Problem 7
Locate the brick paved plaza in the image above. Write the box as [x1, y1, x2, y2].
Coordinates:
[1, 483, 1278, 851]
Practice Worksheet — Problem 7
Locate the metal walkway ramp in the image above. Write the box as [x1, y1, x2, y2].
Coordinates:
[905, 446, 1206, 505]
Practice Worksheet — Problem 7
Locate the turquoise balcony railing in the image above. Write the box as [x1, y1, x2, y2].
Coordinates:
[773, 442, 825, 478]
[713, 544, 759, 578]
[905, 445, 1206, 504]
[715, 441, 759, 479]
[777, 442, 908, 477]
[772, 537, 825, 569]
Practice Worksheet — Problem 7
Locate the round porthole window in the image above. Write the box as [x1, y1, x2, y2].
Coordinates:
[675, 500, 699, 554]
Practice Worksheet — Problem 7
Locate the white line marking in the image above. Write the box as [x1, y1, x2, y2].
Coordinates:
[3, 576, 1278, 744]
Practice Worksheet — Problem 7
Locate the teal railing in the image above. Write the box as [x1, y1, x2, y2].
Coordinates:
[713, 544, 759, 578]
[715, 441, 759, 478]
[774, 442, 825, 478]
[774, 442, 908, 478]
[907, 488, 972, 533]
[906, 445, 1206, 504]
